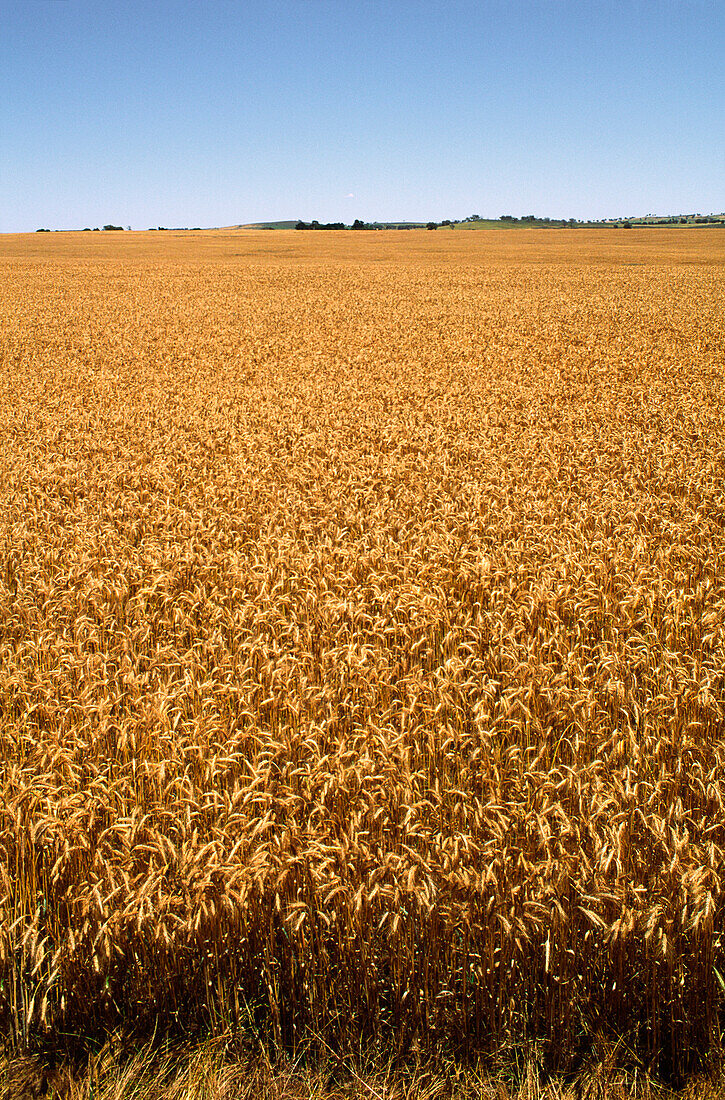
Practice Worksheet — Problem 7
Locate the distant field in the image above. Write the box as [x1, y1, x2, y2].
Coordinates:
[1, 228, 724, 1076]
[237, 220, 301, 230]
[235, 217, 725, 231]
[454, 218, 531, 228]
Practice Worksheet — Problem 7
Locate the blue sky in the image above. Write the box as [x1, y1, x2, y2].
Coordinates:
[2, 0, 723, 230]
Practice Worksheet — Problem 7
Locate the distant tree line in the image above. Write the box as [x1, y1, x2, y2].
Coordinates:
[499, 214, 580, 226]
[295, 219, 389, 230]
[293, 214, 594, 231]
[36, 225, 121, 232]
[32, 211, 724, 235]
[295, 220, 347, 230]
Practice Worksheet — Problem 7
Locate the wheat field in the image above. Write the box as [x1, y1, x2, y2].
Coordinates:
[0, 228, 723, 1075]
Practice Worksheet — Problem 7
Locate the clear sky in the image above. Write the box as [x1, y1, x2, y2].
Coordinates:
[2, 0, 723, 231]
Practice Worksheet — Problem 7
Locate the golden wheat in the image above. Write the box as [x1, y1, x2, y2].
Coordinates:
[0, 228, 723, 1074]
